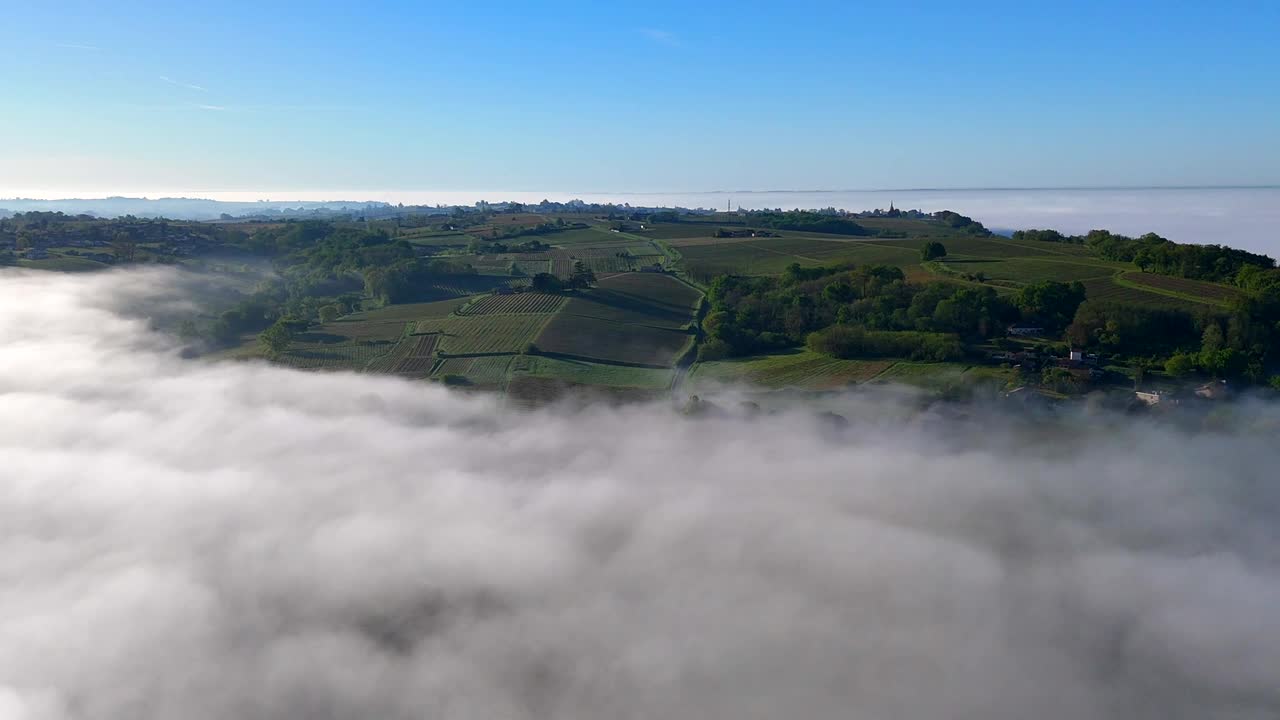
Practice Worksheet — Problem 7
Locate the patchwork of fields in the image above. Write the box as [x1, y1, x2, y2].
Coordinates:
[245, 214, 1247, 402]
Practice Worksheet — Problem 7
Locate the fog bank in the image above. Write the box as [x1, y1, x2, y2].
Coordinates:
[2, 267, 1280, 719]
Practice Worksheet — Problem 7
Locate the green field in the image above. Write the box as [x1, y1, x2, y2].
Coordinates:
[19, 256, 110, 272]
[677, 237, 920, 279]
[1117, 272, 1243, 306]
[689, 349, 893, 390]
[940, 257, 1119, 284]
[416, 314, 553, 355]
[515, 355, 674, 388]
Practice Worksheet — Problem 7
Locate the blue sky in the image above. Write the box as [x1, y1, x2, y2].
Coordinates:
[2, 0, 1278, 197]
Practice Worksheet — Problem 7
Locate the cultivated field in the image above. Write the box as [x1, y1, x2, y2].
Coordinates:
[1079, 276, 1206, 310]
[940, 258, 1119, 284]
[689, 349, 893, 390]
[535, 315, 694, 367]
[1119, 272, 1243, 305]
[515, 355, 674, 389]
[415, 314, 553, 355]
[459, 293, 567, 315]
[433, 355, 514, 387]
[678, 238, 919, 279]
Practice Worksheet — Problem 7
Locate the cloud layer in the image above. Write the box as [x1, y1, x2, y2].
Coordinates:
[2, 268, 1279, 719]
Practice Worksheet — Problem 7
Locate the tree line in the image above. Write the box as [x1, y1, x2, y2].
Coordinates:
[1012, 228, 1276, 284]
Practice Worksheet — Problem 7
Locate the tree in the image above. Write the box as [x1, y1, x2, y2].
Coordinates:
[318, 304, 343, 323]
[569, 260, 596, 289]
[258, 320, 296, 357]
[921, 241, 947, 262]
[1014, 280, 1087, 335]
[111, 232, 138, 262]
[530, 272, 563, 294]
[1164, 352, 1197, 377]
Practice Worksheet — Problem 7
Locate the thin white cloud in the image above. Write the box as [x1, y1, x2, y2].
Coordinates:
[160, 75, 207, 92]
[194, 104, 226, 112]
[56, 43, 100, 50]
[639, 27, 679, 46]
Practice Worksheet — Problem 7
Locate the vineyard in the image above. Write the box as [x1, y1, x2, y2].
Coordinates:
[689, 350, 892, 390]
[1079, 276, 1203, 309]
[1119, 272, 1243, 305]
[431, 355, 513, 386]
[415, 314, 552, 355]
[459, 293, 566, 315]
[535, 314, 693, 366]
[389, 334, 440, 374]
[556, 273, 702, 330]
[276, 343, 388, 371]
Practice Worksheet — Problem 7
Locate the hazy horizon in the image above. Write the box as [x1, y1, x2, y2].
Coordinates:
[6, 186, 1278, 256]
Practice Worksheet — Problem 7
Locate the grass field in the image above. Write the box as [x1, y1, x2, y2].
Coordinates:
[689, 349, 893, 390]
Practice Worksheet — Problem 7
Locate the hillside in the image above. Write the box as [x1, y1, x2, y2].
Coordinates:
[5, 206, 1276, 405]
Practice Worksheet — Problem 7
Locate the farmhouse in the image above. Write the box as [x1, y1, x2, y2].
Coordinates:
[1195, 380, 1232, 400]
[1007, 324, 1044, 337]
[1135, 389, 1179, 406]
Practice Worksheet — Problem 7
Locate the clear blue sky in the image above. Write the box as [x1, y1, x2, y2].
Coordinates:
[2, 0, 1277, 196]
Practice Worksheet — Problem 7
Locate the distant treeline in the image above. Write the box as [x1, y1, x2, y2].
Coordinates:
[748, 211, 872, 236]
[1011, 228, 1276, 284]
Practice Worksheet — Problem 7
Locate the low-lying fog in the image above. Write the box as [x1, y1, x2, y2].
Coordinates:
[2, 267, 1279, 719]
